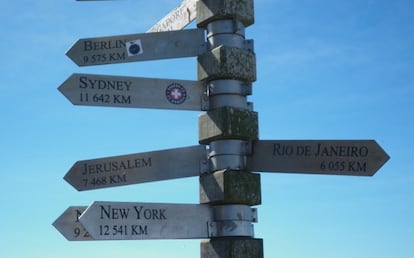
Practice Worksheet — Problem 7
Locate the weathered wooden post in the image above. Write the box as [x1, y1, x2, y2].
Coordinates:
[197, 0, 264, 257]
[55, 1, 389, 257]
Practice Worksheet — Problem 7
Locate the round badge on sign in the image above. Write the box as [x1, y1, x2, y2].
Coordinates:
[126, 39, 143, 57]
[166, 83, 187, 105]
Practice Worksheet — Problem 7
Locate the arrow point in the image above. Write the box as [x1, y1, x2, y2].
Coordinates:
[53, 206, 91, 241]
[65, 48, 75, 63]
[66, 42, 83, 67]
[57, 80, 67, 94]
[370, 140, 390, 175]
[58, 74, 79, 106]
[64, 169, 83, 192]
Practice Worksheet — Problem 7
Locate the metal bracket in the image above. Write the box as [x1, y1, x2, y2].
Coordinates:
[208, 221, 254, 238]
[208, 140, 251, 158]
[198, 42, 208, 55]
[243, 83, 253, 96]
[241, 140, 253, 156]
[244, 39, 254, 52]
[252, 208, 258, 223]
[201, 94, 210, 111]
[207, 204, 258, 237]
[213, 205, 257, 221]
[206, 140, 254, 172]
[200, 158, 209, 174]
[207, 80, 252, 96]
[247, 101, 254, 111]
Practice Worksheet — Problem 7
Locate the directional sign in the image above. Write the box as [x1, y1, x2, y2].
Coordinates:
[247, 140, 389, 176]
[80, 201, 212, 240]
[58, 73, 207, 111]
[66, 28, 205, 66]
[53, 206, 93, 241]
[64, 145, 207, 191]
[79, 202, 256, 240]
[148, 0, 196, 32]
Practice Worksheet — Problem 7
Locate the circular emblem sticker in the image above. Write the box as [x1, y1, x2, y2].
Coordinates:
[166, 83, 187, 105]
[126, 39, 143, 57]
[128, 43, 141, 55]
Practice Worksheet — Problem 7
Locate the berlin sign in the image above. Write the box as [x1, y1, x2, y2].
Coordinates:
[58, 73, 207, 111]
[64, 145, 207, 191]
[247, 140, 389, 176]
[66, 28, 205, 66]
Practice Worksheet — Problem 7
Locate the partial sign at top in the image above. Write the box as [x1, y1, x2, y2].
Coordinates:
[66, 28, 205, 66]
[148, 0, 196, 32]
[247, 140, 389, 176]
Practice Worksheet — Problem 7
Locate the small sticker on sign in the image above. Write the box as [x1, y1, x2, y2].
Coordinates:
[166, 83, 187, 105]
[126, 40, 143, 57]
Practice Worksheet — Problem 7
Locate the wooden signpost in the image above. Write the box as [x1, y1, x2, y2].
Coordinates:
[55, 0, 390, 257]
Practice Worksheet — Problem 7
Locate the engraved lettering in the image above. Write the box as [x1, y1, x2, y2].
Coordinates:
[315, 144, 369, 157]
[134, 206, 167, 220]
[99, 205, 129, 220]
[272, 143, 294, 156]
[296, 145, 312, 156]
[131, 225, 148, 235]
[78, 76, 132, 91]
[82, 157, 152, 175]
[84, 39, 126, 51]
[134, 206, 144, 220]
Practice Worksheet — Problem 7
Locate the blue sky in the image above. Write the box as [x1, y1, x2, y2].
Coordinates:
[1, 0, 413, 257]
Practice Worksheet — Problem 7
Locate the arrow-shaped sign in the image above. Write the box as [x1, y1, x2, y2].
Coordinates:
[247, 140, 389, 176]
[66, 28, 205, 66]
[80, 202, 211, 240]
[79, 201, 256, 240]
[58, 73, 207, 111]
[53, 206, 93, 241]
[148, 0, 196, 32]
[64, 145, 207, 191]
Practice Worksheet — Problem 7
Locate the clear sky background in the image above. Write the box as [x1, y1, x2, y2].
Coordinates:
[1, 0, 413, 257]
